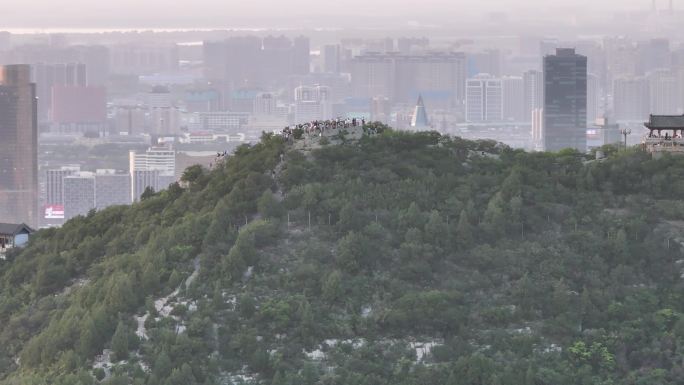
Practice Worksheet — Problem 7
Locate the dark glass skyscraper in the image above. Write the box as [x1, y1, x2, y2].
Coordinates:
[543, 48, 587, 152]
[0, 65, 38, 226]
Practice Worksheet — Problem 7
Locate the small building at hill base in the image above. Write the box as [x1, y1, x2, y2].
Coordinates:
[0, 223, 34, 255]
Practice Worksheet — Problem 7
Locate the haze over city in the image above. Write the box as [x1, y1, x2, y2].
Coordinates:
[2, 1, 684, 384]
[0, 0, 675, 29]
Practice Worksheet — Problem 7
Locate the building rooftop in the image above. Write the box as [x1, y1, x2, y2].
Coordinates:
[0, 223, 34, 236]
[645, 114, 684, 129]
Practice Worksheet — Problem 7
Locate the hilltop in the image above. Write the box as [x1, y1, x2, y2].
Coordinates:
[1, 126, 684, 385]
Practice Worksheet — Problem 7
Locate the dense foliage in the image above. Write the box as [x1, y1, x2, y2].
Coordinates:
[3, 127, 684, 385]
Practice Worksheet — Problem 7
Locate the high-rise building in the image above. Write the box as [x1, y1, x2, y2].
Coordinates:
[502, 76, 526, 122]
[587, 73, 602, 125]
[371, 96, 391, 124]
[46, 166, 80, 206]
[77, 46, 110, 87]
[413, 53, 467, 108]
[293, 36, 311, 75]
[62, 169, 131, 220]
[613, 77, 650, 121]
[637, 38, 671, 75]
[466, 74, 503, 122]
[32, 63, 87, 123]
[523, 70, 544, 123]
[51, 85, 107, 133]
[94, 169, 131, 210]
[148, 86, 180, 135]
[350, 53, 394, 100]
[468, 49, 501, 77]
[531, 108, 544, 151]
[203, 36, 309, 91]
[350, 52, 466, 106]
[604, 37, 638, 91]
[129, 147, 176, 202]
[110, 44, 179, 75]
[648, 69, 680, 114]
[63, 172, 96, 220]
[294, 85, 332, 123]
[203, 36, 262, 87]
[542, 48, 587, 152]
[397, 37, 429, 55]
[0, 65, 38, 226]
[254, 92, 278, 116]
[322, 44, 341, 74]
[112, 105, 146, 135]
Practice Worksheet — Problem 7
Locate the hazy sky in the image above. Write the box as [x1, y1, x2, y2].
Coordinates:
[0, 0, 665, 28]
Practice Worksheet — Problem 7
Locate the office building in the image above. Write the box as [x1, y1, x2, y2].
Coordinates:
[254, 92, 278, 116]
[188, 112, 249, 132]
[131, 170, 176, 203]
[350, 52, 466, 106]
[63, 172, 96, 220]
[468, 49, 502, 77]
[350, 53, 395, 100]
[587, 73, 601, 124]
[94, 169, 131, 210]
[523, 70, 543, 123]
[129, 147, 176, 202]
[112, 105, 147, 135]
[531, 108, 544, 151]
[110, 44, 179, 75]
[322, 44, 341, 74]
[648, 69, 680, 115]
[203, 36, 309, 90]
[62, 169, 132, 220]
[46, 166, 80, 206]
[148, 86, 181, 135]
[293, 36, 311, 75]
[294, 85, 332, 123]
[184, 89, 221, 113]
[397, 37, 429, 55]
[466, 74, 503, 122]
[371, 96, 391, 123]
[0, 65, 38, 226]
[637, 38, 671, 75]
[502, 76, 526, 122]
[542, 48, 587, 152]
[613, 77, 650, 121]
[32, 63, 87, 123]
[51, 85, 107, 133]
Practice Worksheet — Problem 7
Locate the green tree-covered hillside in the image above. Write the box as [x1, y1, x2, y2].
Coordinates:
[2, 127, 684, 384]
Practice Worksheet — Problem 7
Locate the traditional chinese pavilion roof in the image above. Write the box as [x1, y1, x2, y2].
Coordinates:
[645, 114, 684, 130]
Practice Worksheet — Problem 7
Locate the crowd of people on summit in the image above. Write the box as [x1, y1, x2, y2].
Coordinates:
[281, 117, 366, 140]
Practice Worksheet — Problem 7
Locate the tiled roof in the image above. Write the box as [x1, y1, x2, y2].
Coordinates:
[646, 115, 684, 129]
[0, 223, 33, 236]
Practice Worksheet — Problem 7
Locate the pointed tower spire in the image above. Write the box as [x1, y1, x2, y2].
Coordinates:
[410, 94, 429, 130]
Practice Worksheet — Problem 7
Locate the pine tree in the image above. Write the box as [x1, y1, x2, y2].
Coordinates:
[153, 350, 173, 379]
[455, 210, 474, 249]
[111, 321, 129, 361]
